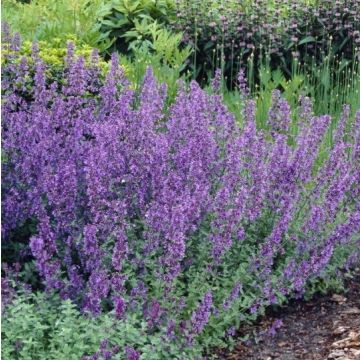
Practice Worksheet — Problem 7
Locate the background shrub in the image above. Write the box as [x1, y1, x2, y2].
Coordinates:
[173, 0, 360, 85]
[100, 0, 176, 55]
[118, 24, 191, 98]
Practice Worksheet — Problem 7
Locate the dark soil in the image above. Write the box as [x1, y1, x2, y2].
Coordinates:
[215, 270, 360, 360]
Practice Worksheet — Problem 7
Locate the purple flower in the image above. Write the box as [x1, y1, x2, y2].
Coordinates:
[267, 319, 283, 336]
[191, 291, 213, 334]
[2, 31, 359, 351]
[237, 68, 249, 98]
[223, 282, 242, 310]
[114, 297, 126, 319]
[125, 346, 140, 360]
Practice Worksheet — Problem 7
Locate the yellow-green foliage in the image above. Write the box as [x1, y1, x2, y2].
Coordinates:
[1, 30, 189, 94]
[2, 39, 111, 75]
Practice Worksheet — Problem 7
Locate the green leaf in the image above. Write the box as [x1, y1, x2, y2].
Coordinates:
[298, 36, 316, 45]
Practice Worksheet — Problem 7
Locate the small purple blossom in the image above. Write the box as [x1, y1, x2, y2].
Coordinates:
[267, 319, 284, 336]
[114, 297, 126, 319]
[191, 291, 213, 334]
[223, 282, 242, 310]
[125, 346, 140, 360]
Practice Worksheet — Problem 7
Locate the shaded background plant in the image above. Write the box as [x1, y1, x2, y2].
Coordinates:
[173, 0, 360, 87]
[100, 0, 176, 55]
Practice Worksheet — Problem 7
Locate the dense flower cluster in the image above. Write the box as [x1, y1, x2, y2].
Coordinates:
[191, 291, 213, 335]
[2, 35, 360, 356]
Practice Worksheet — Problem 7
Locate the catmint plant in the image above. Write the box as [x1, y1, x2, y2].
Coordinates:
[2, 33, 359, 357]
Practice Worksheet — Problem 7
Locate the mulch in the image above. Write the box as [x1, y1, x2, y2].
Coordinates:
[214, 269, 360, 360]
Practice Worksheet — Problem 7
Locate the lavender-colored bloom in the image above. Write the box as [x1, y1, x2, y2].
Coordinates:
[166, 319, 176, 339]
[226, 326, 236, 337]
[84, 271, 110, 315]
[250, 304, 258, 314]
[267, 319, 283, 336]
[146, 299, 162, 327]
[1, 277, 16, 311]
[125, 346, 140, 360]
[211, 69, 223, 93]
[112, 230, 128, 272]
[191, 291, 213, 334]
[114, 297, 126, 319]
[298, 95, 313, 124]
[267, 90, 291, 134]
[237, 68, 249, 97]
[83, 225, 101, 272]
[223, 282, 242, 310]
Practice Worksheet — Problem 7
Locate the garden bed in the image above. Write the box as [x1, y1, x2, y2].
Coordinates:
[216, 270, 360, 360]
[1, 1, 360, 358]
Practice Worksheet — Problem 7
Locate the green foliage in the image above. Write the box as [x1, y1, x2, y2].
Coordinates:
[221, 56, 359, 132]
[119, 24, 191, 98]
[2, 38, 110, 72]
[1, 291, 131, 360]
[1, 290, 204, 359]
[1, 0, 113, 51]
[100, 0, 175, 55]
[254, 59, 360, 128]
